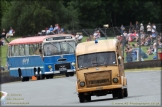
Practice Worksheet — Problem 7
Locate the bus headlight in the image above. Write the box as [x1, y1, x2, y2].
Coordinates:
[80, 81, 85, 87]
[113, 78, 118, 83]
[71, 62, 75, 66]
[48, 65, 52, 69]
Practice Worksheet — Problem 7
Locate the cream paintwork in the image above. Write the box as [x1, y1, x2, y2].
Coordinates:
[75, 39, 127, 93]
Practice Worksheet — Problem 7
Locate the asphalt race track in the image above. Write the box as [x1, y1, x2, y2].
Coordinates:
[1, 70, 161, 106]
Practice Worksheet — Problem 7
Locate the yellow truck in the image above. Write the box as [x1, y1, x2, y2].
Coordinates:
[74, 39, 128, 102]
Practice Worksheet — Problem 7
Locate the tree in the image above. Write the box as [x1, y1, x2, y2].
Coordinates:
[1, 0, 79, 36]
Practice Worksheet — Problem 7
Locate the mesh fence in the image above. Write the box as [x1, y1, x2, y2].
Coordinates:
[65, 24, 162, 63]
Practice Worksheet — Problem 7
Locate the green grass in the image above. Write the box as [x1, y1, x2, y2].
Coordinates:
[0, 37, 19, 67]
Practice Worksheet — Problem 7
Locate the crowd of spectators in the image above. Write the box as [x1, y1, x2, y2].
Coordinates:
[38, 24, 64, 36]
[0, 27, 15, 46]
[117, 21, 162, 62]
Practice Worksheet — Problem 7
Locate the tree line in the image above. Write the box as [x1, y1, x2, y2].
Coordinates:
[1, 0, 161, 36]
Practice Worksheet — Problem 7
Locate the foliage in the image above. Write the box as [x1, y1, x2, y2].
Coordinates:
[1, 0, 79, 36]
[1, 0, 161, 35]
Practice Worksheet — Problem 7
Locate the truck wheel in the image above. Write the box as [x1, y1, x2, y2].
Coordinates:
[86, 95, 91, 102]
[118, 89, 124, 99]
[112, 89, 118, 99]
[79, 93, 85, 103]
[124, 88, 128, 97]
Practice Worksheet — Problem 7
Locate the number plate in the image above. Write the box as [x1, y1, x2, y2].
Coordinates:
[59, 68, 67, 71]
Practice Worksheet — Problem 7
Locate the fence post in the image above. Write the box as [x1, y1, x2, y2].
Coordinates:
[138, 32, 141, 61]
[98, 28, 107, 39]
[82, 29, 89, 36]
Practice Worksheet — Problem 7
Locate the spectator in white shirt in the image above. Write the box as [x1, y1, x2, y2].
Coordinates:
[147, 22, 152, 35]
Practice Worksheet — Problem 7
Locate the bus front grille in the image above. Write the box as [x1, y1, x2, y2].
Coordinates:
[85, 70, 112, 87]
[55, 63, 71, 70]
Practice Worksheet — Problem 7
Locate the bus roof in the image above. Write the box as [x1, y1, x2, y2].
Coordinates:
[9, 34, 75, 45]
[75, 39, 119, 55]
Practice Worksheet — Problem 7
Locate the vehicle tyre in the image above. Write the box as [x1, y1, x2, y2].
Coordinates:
[124, 88, 128, 97]
[41, 74, 45, 79]
[50, 74, 54, 79]
[46, 75, 49, 79]
[26, 77, 29, 81]
[37, 76, 41, 80]
[65, 72, 69, 77]
[112, 89, 118, 99]
[78, 93, 85, 103]
[86, 95, 91, 102]
[22, 77, 25, 82]
[69, 72, 74, 76]
[118, 89, 124, 99]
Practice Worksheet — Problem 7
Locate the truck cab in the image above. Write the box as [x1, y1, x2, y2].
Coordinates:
[74, 39, 128, 103]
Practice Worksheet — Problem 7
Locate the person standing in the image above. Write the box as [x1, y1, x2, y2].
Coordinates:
[134, 21, 139, 33]
[129, 22, 134, 33]
[120, 24, 125, 34]
[147, 22, 152, 36]
[0, 29, 7, 45]
[140, 23, 144, 33]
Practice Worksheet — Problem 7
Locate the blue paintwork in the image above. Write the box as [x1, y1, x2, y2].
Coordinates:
[43, 54, 75, 74]
[7, 56, 44, 77]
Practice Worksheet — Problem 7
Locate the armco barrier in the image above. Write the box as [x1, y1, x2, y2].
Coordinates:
[124, 60, 162, 69]
[0, 72, 21, 84]
[0, 60, 161, 84]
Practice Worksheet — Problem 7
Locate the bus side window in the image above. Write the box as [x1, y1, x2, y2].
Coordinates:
[29, 44, 34, 55]
[14, 45, 19, 56]
[19, 45, 25, 56]
[11, 46, 15, 56]
[25, 44, 30, 56]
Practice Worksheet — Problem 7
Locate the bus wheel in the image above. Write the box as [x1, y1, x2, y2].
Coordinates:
[22, 77, 25, 82]
[118, 89, 124, 99]
[69, 72, 74, 76]
[46, 75, 49, 79]
[124, 88, 128, 97]
[78, 93, 85, 103]
[25, 77, 29, 81]
[41, 74, 45, 79]
[50, 74, 54, 79]
[65, 72, 69, 77]
[37, 76, 41, 80]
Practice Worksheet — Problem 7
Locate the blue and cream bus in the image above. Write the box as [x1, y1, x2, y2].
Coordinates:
[7, 34, 76, 81]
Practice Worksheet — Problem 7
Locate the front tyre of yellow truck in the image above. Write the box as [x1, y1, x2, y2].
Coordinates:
[118, 89, 124, 99]
[78, 93, 91, 103]
[124, 88, 128, 97]
[78, 93, 85, 103]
